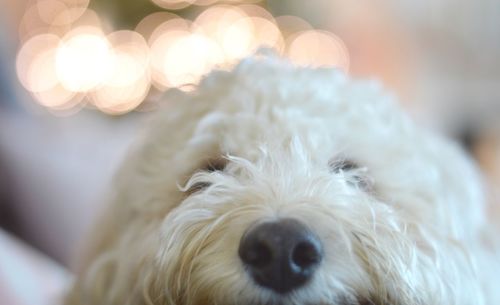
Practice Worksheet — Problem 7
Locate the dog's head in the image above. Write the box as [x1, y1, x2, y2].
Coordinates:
[79, 56, 486, 305]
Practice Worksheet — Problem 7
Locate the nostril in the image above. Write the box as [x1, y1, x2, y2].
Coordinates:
[292, 240, 321, 269]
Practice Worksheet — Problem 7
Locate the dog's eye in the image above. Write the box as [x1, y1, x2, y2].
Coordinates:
[202, 158, 227, 172]
[186, 158, 227, 194]
[357, 294, 397, 305]
[357, 297, 389, 305]
[329, 159, 372, 189]
[329, 159, 359, 173]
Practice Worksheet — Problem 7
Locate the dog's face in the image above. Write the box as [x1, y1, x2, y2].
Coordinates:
[74, 58, 486, 305]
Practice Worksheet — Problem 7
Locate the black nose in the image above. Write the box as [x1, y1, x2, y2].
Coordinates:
[238, 218, 323, 294]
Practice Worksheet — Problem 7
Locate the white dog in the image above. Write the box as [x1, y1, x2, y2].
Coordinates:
[66, 55, 500, 305]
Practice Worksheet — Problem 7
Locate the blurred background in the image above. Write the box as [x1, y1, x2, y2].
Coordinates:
[0, 0, 499, 303]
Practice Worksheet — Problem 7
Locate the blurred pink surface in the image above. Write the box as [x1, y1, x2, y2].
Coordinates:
[0, 111, 141, 266]
[0, 229, 71, 305]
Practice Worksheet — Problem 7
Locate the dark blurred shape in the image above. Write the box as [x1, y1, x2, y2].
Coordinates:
[0, 20, 20, 111]
[457, 126, 480, 154]
[0, 152, 16, 232]
[91, 0, 177, 29]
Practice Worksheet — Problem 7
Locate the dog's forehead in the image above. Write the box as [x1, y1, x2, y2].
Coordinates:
[183, 73, 407, 166]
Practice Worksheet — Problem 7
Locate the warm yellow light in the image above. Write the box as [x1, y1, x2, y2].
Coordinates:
[92, 75, 150, 115]
[150, 30, 190, 89]
[287, 30, 350, 72]
[19, 3, 101, 43]
[18, 4, 51, 43]
[25, 49, 60, 93]
[191, 0, 218, 6]
[135, 12, 181, 41]
[36, 0, 90, 25]
[32, 84, 82, 109]
[63, 0, 90, 6]
[193, 6, 253, 62]
[193, 5, 248, 41]
[48, 8, 105, 42]
[90, 30, 151, 114]
[163, 33, 224, 88]
[150, 0, 196, 10]
[148, 18, 191, 46]
[194, 0, 261, 4]
[245, 17, 284, 54]
[238, 4, 274, 20]
[36, 0, 68, 24]
[16, 34, 60, 93]
[15, 0, 352, 115]
[110, 52, 145, 87]
[106, 31, 150, 88]
[55, 27, 113, 92]
[219, 0, 261, 3]
[219, 17, 254, 61]
[192, 5, 285, 63]
[16, 3, 96, 111]
[275, 15, 313, 40]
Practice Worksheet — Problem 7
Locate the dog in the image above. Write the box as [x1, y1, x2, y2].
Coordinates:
[65, 55, 500, 305]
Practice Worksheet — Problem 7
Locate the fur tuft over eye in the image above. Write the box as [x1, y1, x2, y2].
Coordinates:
[201, 158, 228, 173]
[329, 159, 359, 173]
[329, 159, 372, 190]
[185, 158, 228, 194]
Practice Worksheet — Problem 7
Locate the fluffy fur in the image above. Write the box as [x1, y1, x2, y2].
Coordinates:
[66, 55, 500, 305]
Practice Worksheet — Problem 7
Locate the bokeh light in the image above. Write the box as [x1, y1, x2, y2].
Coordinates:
[105, 30, 150, 88]
[192, 5, 249, 46]
[239, 4, 275, 21]
[36, 0, 89, 26]
[151, 0, 196, 11]
[32, 84, 82, 110]
[150, 30, 189, 89]
[287, 30, 350, 72]
[16, 34, 60, 93]
[163, 32, 224, 89]
[148, 17, 191, 45]
[19, 4, 53, 43]
[91, 30, 151, 114]
[218, 16, 255, 61]
[16, 0, 350, 114]
[243, 17, 284, 54]
[92, 74, 150, 115]
[56, 27, 113, 92]
[275, 15, 313, 39]
[135, 12, 181, 41]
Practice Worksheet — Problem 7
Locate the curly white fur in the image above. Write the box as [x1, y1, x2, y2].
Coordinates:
[66, 55, 500, 305]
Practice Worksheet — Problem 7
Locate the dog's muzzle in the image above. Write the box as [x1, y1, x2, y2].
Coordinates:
[238, 218, 323, 294]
